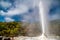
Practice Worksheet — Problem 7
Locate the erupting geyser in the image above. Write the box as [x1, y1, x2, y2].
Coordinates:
[38, 1, 49, 40]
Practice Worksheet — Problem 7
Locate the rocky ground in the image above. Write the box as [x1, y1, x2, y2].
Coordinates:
[14, 36, 60, 40]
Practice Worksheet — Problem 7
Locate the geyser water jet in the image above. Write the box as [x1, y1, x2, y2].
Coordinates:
[38, 1, 49, 40]
[39, 1, 45, 34]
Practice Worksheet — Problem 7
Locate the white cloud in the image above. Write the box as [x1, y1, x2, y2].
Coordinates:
[50, 8, 60, 21]
[1, 4, 29, 16]
[22, 15, 32, 22]
[0, 10, 6, 15]
[0, 0, 40, 22]
[0, 1, 12, 8]
[22, 7, 40, 22]
[7, 4, 28, 16]
[50, 6, 60, 21]
[5, 17, 15, 22]
[0, 0, 40, 17]
[50, 13, 60, 21]
[40, 0, 60, 21]
[15, 0, 40, 8]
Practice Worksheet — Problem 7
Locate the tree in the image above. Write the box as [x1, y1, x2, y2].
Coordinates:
[0, 22, 26, 40]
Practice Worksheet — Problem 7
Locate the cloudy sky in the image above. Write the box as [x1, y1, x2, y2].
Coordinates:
[49, 0, 60, 20]
[40, 0, 60, 21]
[0, 0, 60, 22]
[0, 0, 40, 22]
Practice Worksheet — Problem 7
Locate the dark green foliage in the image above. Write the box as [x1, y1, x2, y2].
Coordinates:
[0, 22, 26, 37]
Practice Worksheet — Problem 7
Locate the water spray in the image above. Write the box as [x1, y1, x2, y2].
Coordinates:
[38, 1, 49, 40]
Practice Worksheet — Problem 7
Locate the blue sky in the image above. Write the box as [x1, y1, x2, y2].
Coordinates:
[49, 0, 60, 20]
[40, 0, 60, 21]
[0, 0, 40, 22]
[0, 0, 60, 22]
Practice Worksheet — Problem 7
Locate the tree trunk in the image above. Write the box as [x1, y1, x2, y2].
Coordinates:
[11, 37, 14, 40]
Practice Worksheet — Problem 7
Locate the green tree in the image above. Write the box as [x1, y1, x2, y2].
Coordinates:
[0, 22, 26, 40]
